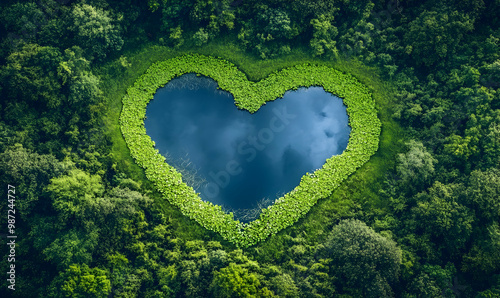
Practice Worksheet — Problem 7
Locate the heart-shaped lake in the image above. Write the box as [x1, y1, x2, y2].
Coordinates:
[120, 54, 380, 247]
[144, 73, 351, 220]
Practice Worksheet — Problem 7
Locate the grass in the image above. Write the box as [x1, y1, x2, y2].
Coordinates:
[95, 37, 406, 248]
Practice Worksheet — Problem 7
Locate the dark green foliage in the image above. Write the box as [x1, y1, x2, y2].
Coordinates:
[0, 144, 64, 217]
[1, 0, 500, 296]
[238, 7, 297, 59]
[412, 182, 474, 256]
[466, 168, 500, 223]
[403, 9, 474, 66]
[0, 41, 104, 155]
[320, 219, 402, 297]
[1, 43, 63, 109]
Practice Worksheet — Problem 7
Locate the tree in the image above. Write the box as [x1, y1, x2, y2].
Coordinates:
[167, 26, 184, 48]
[259, 8, 293, 40]
[462, 224, 500, 278]
[0, 43, 63, 109]
[406, 272, 443, 297]
[404, 9, 474, 66]
[210, 263, 274, 297]
[193, 28, 209, 46]
[157, 265, 179, 296]
[42, 228, 99, 269]
[0, 144, 64, 217]
[69, 3, 123, 61]
[466, 168, 500, 222]
[321, 219, 402, 297]
[46, 168, 104, 222]
[159, 0, 192, 30]
[412, 182, 474, 256]
[190, 0, 235, 37]
[238, 7, 296, 59]
[480, 59, 500, 88]
[269, 273, 299, 297]
[58, 47, 102, 106]
[406, 263, 457, 297]
[49, 264, 111, 298]
[0, 2, 45, 52]
[396, 140, 437, 189]
[309, 14, 338, 57]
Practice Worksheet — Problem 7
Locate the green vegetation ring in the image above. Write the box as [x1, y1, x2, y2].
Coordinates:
[120, 54, 381, 247]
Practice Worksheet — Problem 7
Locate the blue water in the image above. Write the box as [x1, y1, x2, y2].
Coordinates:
[145, 73, 350, 218]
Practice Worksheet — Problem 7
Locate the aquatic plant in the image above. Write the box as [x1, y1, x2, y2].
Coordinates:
[120, 54, 381, 247]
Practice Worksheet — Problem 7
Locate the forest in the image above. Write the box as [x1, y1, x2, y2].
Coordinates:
[0, 0, 499, 297]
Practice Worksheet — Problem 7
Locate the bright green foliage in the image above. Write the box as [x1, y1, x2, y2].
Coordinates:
[269, 273, 299, 297]
[41, 169, 105, 268]
[444, 134, 476, 160]
[168, 26, 184, 48]
[70, 3, 123, 61]
[210, 263, 273, 297]
[46, 169, 104, 222]
[396, 140, 437, 187]
[157, 265, 178, 296]
[309, 14, 338, 57]
[193, 28, 209, 46]
[49, 264, 111, 298]
[321, 219, 402, 297]
[120, 54, 381, 247]
[3, 0, 500, 296]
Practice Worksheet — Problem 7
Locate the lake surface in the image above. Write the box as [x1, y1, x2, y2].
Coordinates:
[145, 73, 350, 220]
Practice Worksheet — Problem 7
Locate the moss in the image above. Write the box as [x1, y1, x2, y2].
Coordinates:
[120, 54, 381, 247]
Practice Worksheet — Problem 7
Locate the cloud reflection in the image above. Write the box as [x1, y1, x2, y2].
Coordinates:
[144, 74, 351, 212]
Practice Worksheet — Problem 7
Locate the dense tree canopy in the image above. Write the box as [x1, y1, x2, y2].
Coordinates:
[1, 0, 499, 296]
[320, 219, 402, 297]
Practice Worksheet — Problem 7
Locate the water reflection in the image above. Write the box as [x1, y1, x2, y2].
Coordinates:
[145, 73, 350, 221]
